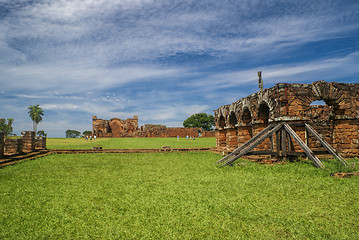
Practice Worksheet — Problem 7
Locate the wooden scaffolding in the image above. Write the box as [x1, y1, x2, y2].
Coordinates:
[217, 123, 348, 168]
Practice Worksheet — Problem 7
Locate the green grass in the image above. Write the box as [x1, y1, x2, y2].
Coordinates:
[46, 137, 216, 149]
[1, 153, 358, 239]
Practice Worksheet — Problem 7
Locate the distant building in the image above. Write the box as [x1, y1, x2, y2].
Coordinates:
[92, 115, 214, 138]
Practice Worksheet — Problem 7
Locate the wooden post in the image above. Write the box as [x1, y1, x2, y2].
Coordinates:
[281, 128, 287, 158]
[287, 132, 294, 152]
[305, 124, 348, 167]
[276, 130, 281, 157]
[305, 127, 309, 146]
[283, 124, 324, 168]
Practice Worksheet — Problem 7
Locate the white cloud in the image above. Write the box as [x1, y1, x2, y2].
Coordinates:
[189, 51, 359, 91]
[1, 0, 358, 137]
[42, 104, 80, 110]
[0, 63, 182, 93]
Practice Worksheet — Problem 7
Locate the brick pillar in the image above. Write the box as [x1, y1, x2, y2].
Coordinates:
[216, 129, 227, 150]
[333, 119, 359, 158]
[237, 125, 252, 147]
[21, 131, 35, 153]
[225, 127, 238, 151]
[0, 132, 4, 158]
[252, 123, 270, 151]
[35, 137, 47, 150]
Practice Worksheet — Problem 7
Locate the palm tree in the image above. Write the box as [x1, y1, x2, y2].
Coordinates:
[28, 105, 44, 133]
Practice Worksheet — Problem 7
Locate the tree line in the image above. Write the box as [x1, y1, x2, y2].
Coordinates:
[1, 104, 45, 137]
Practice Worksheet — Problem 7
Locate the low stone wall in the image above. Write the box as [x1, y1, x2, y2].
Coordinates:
[0, 131, 47, 157]
[166, 127, 203, 138]
[4, 138, 22, 155]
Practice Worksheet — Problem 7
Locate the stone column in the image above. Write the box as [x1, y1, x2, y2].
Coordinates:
[21, 131, 35, 153]
[216, 128, 227, 150]
[237, 125, 252, 147]
[252, 122, 270, 151]
[225, 127, 238, 151]
[0, 132, 4, 158]
[333, 118, 359, 158]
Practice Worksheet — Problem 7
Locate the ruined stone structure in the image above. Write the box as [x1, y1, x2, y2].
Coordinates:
[92, 116, 139, 138]
[0, 131, 47, 157]
[214, 81, 359, 158]
[93, 116, 215, 138]
[21, 131, 35, 153]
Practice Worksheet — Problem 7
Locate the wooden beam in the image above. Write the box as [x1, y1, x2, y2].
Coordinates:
[283, 124, 324, 168]
[305, 124, 348, 167]
[217, 124, 275, 164]
[281, 128, 287, 157]
[245, 150, 276, 156]
[276, 130, 281, 157]
[223, 124, 283, 166]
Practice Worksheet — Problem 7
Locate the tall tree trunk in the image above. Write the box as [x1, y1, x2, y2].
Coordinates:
[33, 121, 37, 133]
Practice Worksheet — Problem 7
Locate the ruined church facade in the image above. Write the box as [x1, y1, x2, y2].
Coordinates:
[214, 81, 359, 157]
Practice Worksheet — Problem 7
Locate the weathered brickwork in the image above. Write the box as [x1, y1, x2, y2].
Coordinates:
[21, 131, 35, 153]
[93, 116, 215, 138]
[0, 131, 47, 157]
[35, 137, 47, 150]
[214, 81, 359, 157]
[4, 138, 22, 155]
[93, 115, 139, 138]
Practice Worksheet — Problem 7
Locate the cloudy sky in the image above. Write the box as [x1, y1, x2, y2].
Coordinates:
[1, 0, 358, 137]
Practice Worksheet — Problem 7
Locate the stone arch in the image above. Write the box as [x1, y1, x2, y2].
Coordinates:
[241, 107, 252, 125]
[258, 101, 270, 124]
[228, 111, 237, 127]
[97, 130, 103, 137]
[310, 81, 347, 116]
[218, 115, 226, 129]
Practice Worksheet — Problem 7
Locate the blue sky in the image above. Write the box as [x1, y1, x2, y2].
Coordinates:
[1, 0, 358, 137]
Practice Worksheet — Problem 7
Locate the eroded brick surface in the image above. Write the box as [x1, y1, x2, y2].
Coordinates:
[214, 81, 359, 157]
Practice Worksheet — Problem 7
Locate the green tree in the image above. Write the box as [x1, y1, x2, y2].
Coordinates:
[37, 130, 47, 137]
[183, 113, 214, 131]
[28, 105, 44, 133]
[0, 118, 14, 136]
[82, 131, 92, 137]
[66, 129, 81, 138]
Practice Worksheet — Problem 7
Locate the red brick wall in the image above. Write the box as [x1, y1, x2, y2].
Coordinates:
[225, 128, 237, 151]
[4, 138, 22, 155]
[216, 129, 226, 150]
[333, 119, 359, 157]
[166, 127, 202, 137]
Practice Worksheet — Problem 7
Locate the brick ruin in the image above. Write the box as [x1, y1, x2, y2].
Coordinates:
[92, 116, 215, 138]
[0, 131, 47, 157]
[214, 81, 359, 158]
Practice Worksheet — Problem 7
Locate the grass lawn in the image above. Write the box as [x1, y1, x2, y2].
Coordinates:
[46, 137, 216, 149]
[1, 152, 358, 239]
